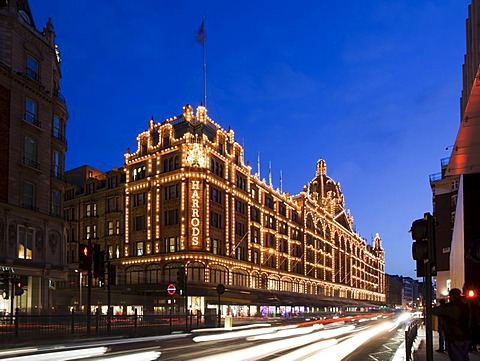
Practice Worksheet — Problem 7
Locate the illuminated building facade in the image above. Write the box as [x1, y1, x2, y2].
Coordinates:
[0, 0, 68, 314]
[61, 104, 385, 315]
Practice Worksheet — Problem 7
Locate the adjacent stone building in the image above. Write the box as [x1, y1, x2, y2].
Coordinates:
[0, 0, 68, 314]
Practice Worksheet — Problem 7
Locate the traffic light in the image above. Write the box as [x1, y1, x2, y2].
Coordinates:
[411, 212, 436, 277]
[93, 244, 106, 279]
[1, 272, 9, 300]
[177, 267, 186, 294]
[15, 280, 24, 296]
[466, 240, 480, 262]
[79, 243, 91, 270]
[108, 264, 116, 286]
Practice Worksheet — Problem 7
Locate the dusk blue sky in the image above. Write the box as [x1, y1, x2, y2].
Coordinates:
[30, 1, 469, 278]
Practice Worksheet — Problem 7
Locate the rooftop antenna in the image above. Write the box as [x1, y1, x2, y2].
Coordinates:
[280, 170, 283, 193]
[197, 17, 207, 107]
[257, 152, 261, 178]
[268, 161, 272, 187]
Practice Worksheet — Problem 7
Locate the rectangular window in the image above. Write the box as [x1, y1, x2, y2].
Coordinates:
[235, 221, 245, 236]
[279, 203, 286, 217]
[132, 165, 146, 181]
[265, 195, 274, 209]
[235, 173, 246, 191]
[136, 242, 144, 256]
[212, 238, 220, 255]
[251, 227, 260, 243]
[52, 115, 63, 139]
[86, 183, 94, 195]
[211, 187, 222, 204]
[115, 245, 121, 258]
[211, 211, 222, 228]
[85, 225, 97, 240]
[164, 184, 179, 200]
[23, 136, 37, 168]
[251, 207, 260, 223]
[26, 55, 38, 80]
[107, 197, 116, 212]
[108, 176, 118, 189]
[134, 215, 145, 231]
[51, 190, 60, 217]
[235, 199, 245, 214]
[115, 220, 120, 235]
[52, 150, 60, 178]
[108, 221, 114, 235]
[25, 98, 38, 125]
[252, 250, 259, 265]
[133, 193, 145, 207]
[22, 182, 35, 210]
[108, 245, 114, 259]
[166, 237, 179, 253]
[85, 203, 97, 217]
[18, 226, 34, 260]
[164, 209, 179, 226]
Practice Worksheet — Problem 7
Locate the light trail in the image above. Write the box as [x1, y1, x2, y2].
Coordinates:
[0, 346, 108, 361]
[190, 325, 356, 361]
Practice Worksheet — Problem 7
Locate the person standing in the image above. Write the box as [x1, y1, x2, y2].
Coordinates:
[432, 288, 471, 361]
[436, 298, 446, 352]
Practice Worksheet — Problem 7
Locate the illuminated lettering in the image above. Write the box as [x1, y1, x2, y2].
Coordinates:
[190, 180, 201, 248]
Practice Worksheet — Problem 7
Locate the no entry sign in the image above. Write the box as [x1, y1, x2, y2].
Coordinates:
[167, 283, 176, 296]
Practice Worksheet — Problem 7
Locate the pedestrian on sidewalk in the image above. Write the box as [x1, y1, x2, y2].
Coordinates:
[436, 298, 446, 353]
[432, 288, 471, 361]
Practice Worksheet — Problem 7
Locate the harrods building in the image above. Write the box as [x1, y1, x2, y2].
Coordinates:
[60, 104, 385, 317]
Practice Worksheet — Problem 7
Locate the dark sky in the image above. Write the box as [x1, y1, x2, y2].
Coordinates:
[30, 0, 469, 278]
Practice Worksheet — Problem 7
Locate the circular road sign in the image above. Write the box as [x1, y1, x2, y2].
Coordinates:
[167, 283, 176, 296]
[216, 283, 225, 295]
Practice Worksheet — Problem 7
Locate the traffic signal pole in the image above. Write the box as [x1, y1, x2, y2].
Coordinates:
[87, 238, 92, 336]
[411, 212, 436, 361]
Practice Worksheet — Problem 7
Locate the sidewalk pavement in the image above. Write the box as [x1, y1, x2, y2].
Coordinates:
[410, 325, 480, 361]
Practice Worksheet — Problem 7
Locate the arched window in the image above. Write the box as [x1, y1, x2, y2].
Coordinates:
[187, 262, 205, 283]
[268, 276, 280, 291]
[146, 265, 161, 284]
[232, 269, 248, 287]
[316, 222, 324, 238]
[164, 262, 183, 283]
[282, 278, 293, 292]
[251, 271, 260, 288]
[209, 264, 227, 285]
[325, 226, 331, 241]
[126, 266, 144, 285]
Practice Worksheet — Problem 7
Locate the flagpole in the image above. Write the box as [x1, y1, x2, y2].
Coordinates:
[202, 16, 207, 108]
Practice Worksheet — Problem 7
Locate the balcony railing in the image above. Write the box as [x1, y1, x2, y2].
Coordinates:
[52, 131, 67, 145]
[23, 113, 42, 128]
[53, 90, 66, 104]
[429, 172, 442, 182]
[441, 157, 450, 167]
[23, 157, 40, 170]
[21, 203, 39, 212]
